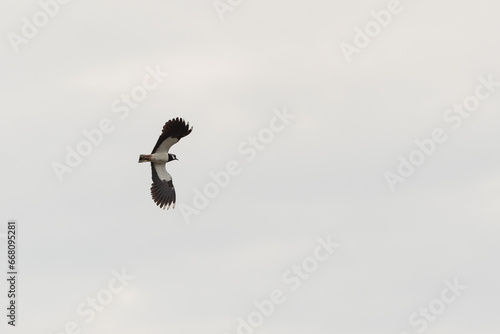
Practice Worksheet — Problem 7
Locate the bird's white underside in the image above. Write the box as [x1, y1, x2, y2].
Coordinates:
[150, 136, 180, 182]
[156, 137, 179, 154]
[153, 163, 172, 182]
[151, 152, 170, 163]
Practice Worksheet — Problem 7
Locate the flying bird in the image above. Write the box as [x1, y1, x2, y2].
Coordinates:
[139, 118, 193, 210]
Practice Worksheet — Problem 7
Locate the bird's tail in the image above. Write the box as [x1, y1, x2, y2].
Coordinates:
[138, 154, 152, 163]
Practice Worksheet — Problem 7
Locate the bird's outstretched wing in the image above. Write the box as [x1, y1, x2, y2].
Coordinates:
[151, 162, 176, 209]
[151, 117, 193, 154]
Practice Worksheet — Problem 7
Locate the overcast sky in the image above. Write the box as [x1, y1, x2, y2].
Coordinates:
[1, 0, 500, 333]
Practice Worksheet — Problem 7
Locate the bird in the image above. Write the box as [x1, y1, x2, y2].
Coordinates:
[138, 118, 193, 210]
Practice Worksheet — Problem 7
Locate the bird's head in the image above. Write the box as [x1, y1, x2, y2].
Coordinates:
[168, 153, 178, 161]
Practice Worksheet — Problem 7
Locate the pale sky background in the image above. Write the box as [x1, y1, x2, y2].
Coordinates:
[1, 0, 500, 333]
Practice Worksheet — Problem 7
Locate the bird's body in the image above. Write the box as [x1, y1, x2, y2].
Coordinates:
[138, 118, 193, 210]
[151, 153, 171, 163]
[139, 153, 176, 164]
